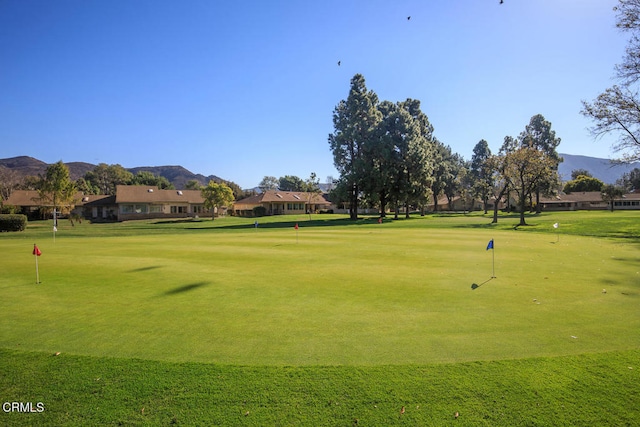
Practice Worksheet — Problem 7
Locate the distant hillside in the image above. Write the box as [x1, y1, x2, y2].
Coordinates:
[0, 156, 224, 189]
[558, 153, 640, 184]
[128, 165, 223, 189]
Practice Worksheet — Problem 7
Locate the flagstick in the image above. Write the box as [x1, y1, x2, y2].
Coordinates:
[34, 246, 40, 284]
[491, 238, 496, 278]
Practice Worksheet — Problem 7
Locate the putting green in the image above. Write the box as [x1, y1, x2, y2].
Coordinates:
[1, 220, 638, 365]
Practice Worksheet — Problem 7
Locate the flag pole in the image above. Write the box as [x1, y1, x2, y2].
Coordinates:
[492, 241, 496, 278]
[34, 244, 40, 284]
[487, 238, 496, 279]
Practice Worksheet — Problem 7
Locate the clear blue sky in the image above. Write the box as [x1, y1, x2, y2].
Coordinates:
[0, 0, 626, 188]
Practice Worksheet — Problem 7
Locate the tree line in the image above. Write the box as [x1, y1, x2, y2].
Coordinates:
[328, 74, 563, 226]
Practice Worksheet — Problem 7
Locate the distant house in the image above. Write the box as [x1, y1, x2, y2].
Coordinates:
[4, 186, 211, 222]
[538, 192, 608, 211]
[233, 191, 331, 217]
[112, 185, 209, 221]
[613, 192, 640, 210]
[3, 190, 88, 219]
[539, 191, 640, 211]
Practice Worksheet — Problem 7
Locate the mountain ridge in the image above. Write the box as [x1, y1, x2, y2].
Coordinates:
[0, 156, 224, 190]
[558, 153, 640, 184]
[1, 153, 639, 190]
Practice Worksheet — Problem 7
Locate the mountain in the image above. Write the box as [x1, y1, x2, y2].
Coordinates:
[128, 165, 223, 189]
[3, 153, 639, 191]
[558, 153, 640, 184]
[0, 156, 224, 189]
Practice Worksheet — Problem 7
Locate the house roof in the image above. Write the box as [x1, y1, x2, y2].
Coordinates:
[235, 190, 330, 205]
[115, 185, 204, 204]
[82, 194, 116, 206]
[540, 191, 640, 203]
[4, 190, 88, 207]
[540, 191, 602, 203]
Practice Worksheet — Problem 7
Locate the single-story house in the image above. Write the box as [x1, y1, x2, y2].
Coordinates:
[3, 190, 89, 219]
[113, 185, 209, 221]
[233, 190, 331, 217]
[4, 186, 212, 222]
[539, 191, 640, 211]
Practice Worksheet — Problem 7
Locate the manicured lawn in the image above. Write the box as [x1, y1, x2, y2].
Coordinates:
[0, 211, 638, 425]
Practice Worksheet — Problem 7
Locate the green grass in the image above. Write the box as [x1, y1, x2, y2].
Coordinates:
[1, 348, 638, 426]
[1, 211, 639, 425]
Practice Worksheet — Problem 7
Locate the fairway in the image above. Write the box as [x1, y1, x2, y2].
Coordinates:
[1, 213, 639, 365]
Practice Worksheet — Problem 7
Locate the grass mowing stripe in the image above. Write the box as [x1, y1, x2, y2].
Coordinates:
[1, 348, 638, 426]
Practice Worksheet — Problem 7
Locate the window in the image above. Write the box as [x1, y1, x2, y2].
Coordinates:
[121, 204, 147, 214]
[171, 206, 186, 214]
[149, 205, 162, 213]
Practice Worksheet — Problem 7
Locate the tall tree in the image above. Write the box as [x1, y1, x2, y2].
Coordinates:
[581, 0, 640, 162]
[305, 172, 322, 218]
[519, 114, 562, 213]
[616, 167, 640, 190]
[601, 184, 626, 211]
[258, 176, 279, 192]
[222, 180, 251, 200]
[84, 163, 133, 195]
[0, 165, 21, 201]
[502, 146, 554, 226]
[361, 100, 395, 216]
[470, 139, 493, 213]
[399, 99, 435, 217]
[38, 161, 77, 219]
[571, 169, 592, 179]
[430, 141, 456, 212]
[443, 153, 467, 211]
[279, 175, 306, 191]
[184, 180, 202, 190]
[131, 171, 173, 189]
[489, 135, 518, 223]
[328, 74, 381, 219]
[201, 181, 234, 220]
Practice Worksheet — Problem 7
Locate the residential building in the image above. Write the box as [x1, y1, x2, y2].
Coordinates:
[233, 190, 331, 217]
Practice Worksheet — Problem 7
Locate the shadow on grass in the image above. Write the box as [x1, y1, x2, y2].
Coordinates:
[161, 282, 210, 296]
[208, 216, 386, 231]
[471, 277, 496, 290]
[128, 266, 162, 273]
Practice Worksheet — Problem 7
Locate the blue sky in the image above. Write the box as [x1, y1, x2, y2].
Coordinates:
[0, 0, 626, 188]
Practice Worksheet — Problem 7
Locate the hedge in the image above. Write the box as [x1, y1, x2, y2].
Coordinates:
[0, 214, 28, 232]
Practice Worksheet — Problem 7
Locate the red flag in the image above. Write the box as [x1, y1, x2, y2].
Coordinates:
[33, 244, 41, 256]
[294, 223, 299, 230]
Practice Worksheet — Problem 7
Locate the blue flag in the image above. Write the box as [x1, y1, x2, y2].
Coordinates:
[486, 239, 494, 250]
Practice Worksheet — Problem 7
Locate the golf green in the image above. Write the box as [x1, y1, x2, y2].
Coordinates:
[1, 215, 638, 365]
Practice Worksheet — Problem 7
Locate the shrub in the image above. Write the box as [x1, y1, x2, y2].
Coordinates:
[0, 204, 17, 214]
[0, 214, 27, 232]
[253, 206, 266, 217]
